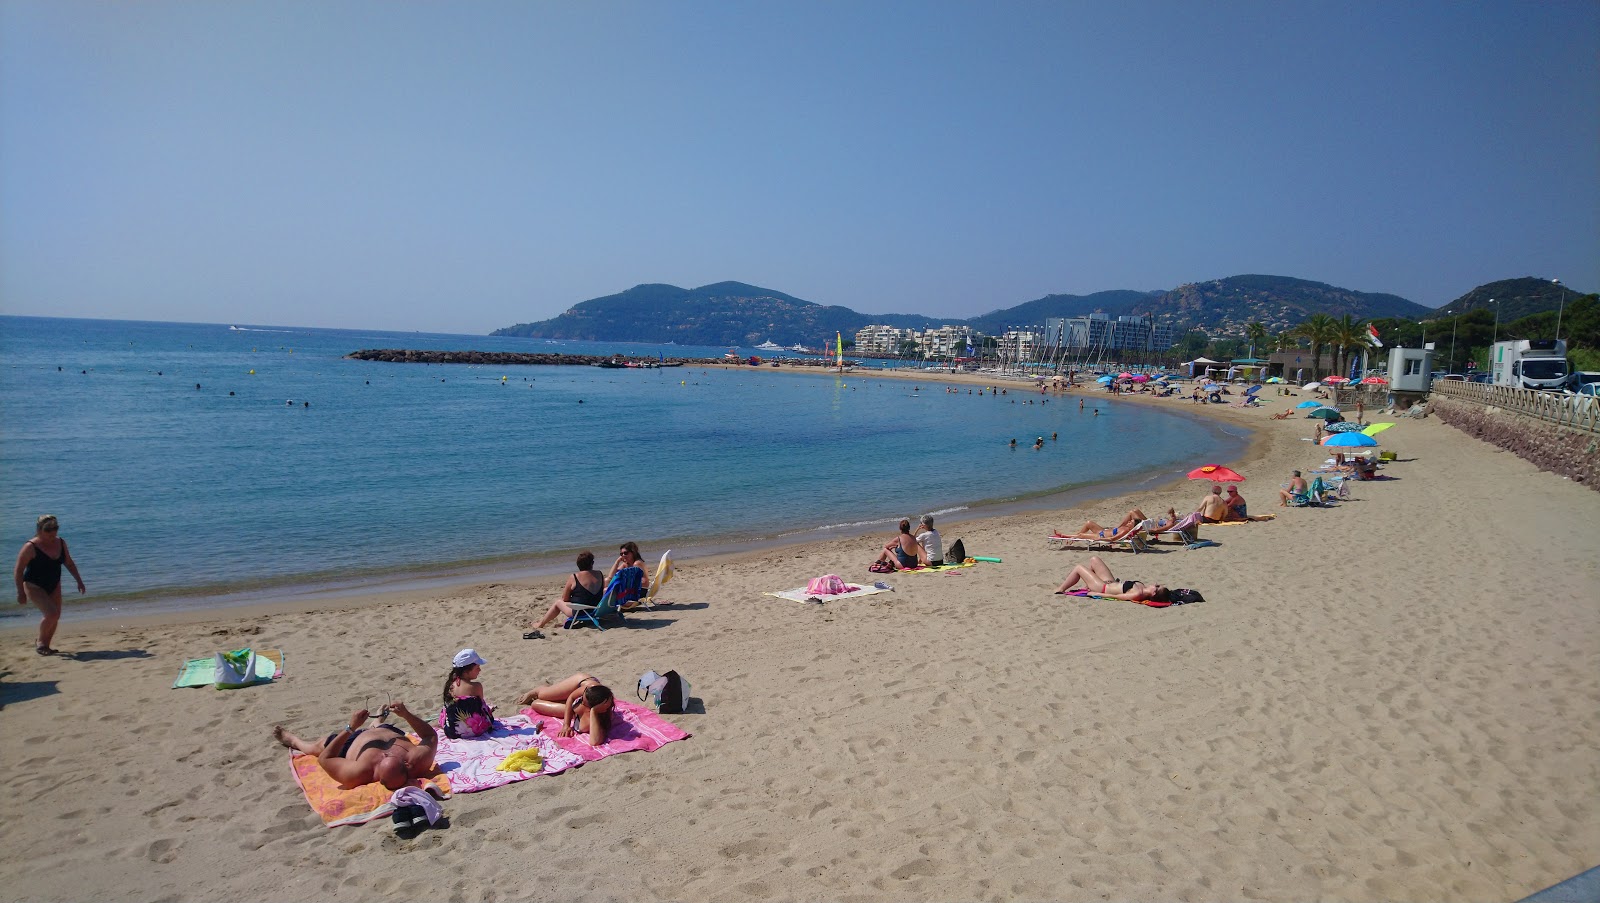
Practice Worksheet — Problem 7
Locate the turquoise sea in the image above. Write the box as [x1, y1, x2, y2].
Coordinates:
[0, 316, 1243, 611]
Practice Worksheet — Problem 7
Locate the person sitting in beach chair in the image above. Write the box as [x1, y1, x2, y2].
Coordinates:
[273, 701, 439, 790]
[1279, 471, 1311, 506]
[1054, 517, 1145, 544]
[609, 541, 650, 602]
[516, 674, 615, 747]
[1052, 555, 1172, 603]
[527, 551, 607, 634]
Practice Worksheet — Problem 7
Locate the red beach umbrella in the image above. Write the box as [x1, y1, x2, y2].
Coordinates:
[1360, 376, 1387, 385]
[1186, 464, 1245, 483]
[1323, 375, 1350, 384]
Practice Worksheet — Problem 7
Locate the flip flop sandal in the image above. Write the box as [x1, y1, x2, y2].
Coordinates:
[522, 630, 544, 640]
[35, 645, 55, 655]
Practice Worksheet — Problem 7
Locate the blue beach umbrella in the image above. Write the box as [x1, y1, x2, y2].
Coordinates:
[1322, 432, 1378, 447]
[1295, 400, 1325, 409]
[1324, 421, 1365, 433]
[1096, 375, 1114, 384]
[1245, 385, 1261, 396]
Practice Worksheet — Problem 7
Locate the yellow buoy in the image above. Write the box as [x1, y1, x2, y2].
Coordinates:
[249, 369, 255, 375]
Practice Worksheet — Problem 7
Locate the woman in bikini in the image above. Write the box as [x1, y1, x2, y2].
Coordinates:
[1062, 506, 1179, 539]
[528, 551, 607, 634]
[13, 514, 86, 655]
[1053, 555, 1171, 603]
[516, 674, 615, 746]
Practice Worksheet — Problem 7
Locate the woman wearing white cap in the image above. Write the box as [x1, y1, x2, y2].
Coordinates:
[439, 649, 496, 739]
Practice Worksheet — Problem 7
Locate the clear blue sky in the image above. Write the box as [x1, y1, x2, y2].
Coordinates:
[2, 1, 1596, 333]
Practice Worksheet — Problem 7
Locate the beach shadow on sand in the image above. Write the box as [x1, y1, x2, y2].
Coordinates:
[63, 648, 153, 662]
[0, 672, 60, 708]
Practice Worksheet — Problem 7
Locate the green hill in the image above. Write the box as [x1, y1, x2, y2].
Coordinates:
[1432, 277, 1578, 322]
[491, 274, 1445, 343]
[491, 282, 946, 347]
[964, 290, 1160, 334]
[1143, 275, 1432, 336]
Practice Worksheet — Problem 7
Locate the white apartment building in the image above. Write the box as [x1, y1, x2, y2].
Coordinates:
[920, 325, 977, 357]
[1000, 329, 1042, 362]
[854, 325, 914, 355]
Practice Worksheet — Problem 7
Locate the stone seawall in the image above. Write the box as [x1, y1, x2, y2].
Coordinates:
[1429, 394, 1600, 490]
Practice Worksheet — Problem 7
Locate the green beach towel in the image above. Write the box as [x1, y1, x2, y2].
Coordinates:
[172, 648, 284, 689]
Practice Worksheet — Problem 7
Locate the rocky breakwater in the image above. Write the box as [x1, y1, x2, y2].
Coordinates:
[346, 349, 710, 367]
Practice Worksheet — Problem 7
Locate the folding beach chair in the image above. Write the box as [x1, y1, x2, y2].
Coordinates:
[624, 550, 674, 611]
[566, 570, 634, 630]
[1147, 512, 1202, 544]
[1047, 531, 1152, 554]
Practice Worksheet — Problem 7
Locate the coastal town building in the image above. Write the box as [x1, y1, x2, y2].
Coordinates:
[854, 325, 915, 354]
[919, 325, 977, 357]
[1039, 313, 1175, 353]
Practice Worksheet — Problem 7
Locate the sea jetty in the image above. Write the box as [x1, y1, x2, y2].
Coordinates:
[345, 349, 705, 367]
[345, 349, 850, 369]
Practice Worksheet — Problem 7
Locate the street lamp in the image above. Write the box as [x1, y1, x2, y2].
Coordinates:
[1553, 279, 1565, 342]
[1490, 298, 1499, 347]
[1447, 309, 1457, 375]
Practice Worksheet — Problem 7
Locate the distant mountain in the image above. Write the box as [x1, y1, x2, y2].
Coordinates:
[1138, 275, 1431, 336]
[491, 281, 947, 347]
[964, 290, 1160, 334]
[1433, 277, 1578, 322]
[491, 274, 1433, 343]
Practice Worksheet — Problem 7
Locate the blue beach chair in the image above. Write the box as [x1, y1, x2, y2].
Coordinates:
[565, 569, 640, 630]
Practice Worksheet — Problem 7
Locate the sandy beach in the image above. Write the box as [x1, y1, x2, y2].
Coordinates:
[2, 381, 1596, 903]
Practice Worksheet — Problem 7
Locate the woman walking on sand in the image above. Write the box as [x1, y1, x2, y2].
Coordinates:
[14, 515, 86, 655]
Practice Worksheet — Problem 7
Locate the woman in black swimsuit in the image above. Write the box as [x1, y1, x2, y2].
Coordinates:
[1053, 555, 1169, 603]
[13, 515, 86, 655]
[527, 551, 606, 633]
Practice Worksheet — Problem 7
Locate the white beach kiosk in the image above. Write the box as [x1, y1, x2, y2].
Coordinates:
[1186, 357, 1223, 380]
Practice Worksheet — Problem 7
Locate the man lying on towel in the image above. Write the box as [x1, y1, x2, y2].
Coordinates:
[274, 702, 438, 790]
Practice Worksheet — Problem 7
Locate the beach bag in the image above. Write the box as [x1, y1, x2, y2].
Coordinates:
[637, 669, 691, 715]
[1167, 588, 1206, 605]
[213, 649, 263, 689]
[806, 574, 849, 596]
[945, 539, 966, 563]
[868, 561, 894, 574]
[439, 696, 496, 740]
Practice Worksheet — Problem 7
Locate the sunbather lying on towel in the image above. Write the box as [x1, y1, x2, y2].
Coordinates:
[1053, 555, 1171, 603]
[516, 673, 615, 746]
[274, 701, 438, 790]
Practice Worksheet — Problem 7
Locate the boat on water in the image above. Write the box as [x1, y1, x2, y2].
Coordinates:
[789, 343, 810, 353]
[755, 340, 783, 351]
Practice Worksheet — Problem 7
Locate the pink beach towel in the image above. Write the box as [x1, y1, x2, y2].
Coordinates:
[433, 715, 585, 792]
[517, 700, 690, 763]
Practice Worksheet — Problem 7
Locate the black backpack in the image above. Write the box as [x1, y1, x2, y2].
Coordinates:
[945, 538, 967, 563]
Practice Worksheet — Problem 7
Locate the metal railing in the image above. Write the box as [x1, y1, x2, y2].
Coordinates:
[1429, 379, 1600, 434]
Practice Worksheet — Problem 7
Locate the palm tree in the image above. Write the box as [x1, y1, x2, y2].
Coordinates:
[1294, 314, 1337, 378]
[1275, 331, 1297, 353]
[1244, 322, 1268, 360]
[1329, 314, 1370, 379]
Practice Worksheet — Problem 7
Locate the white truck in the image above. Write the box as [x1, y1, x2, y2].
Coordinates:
[1489, 339, 1569, 391]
